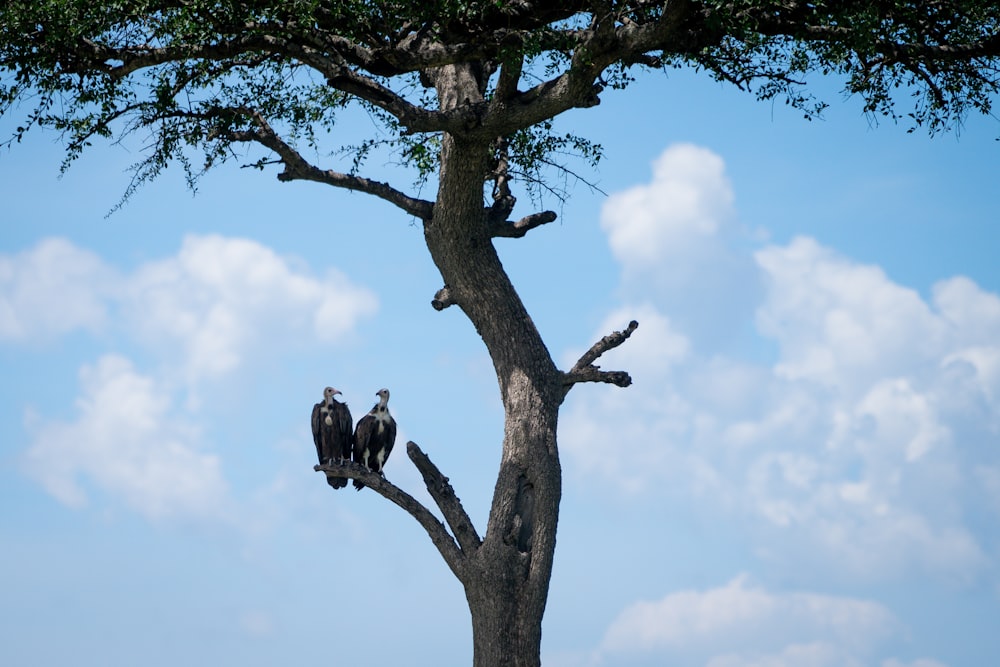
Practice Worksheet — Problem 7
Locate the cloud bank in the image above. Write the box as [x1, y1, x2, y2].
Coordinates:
[5, 234, 377, 520]
[0, 237, 116, 340]
[563, 143, 1000, 586]
[22, 354, 228, 519]
[595, 576, 898, 667]
[125, 234, 376, 380]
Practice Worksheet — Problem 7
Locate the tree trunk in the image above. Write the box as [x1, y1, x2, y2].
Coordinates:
[423, 64, 564, 667]
[464, 383, 562, 667]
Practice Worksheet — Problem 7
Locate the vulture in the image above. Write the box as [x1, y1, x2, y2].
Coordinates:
[352, 388, 397, 491]
[311, 386, 353, 489]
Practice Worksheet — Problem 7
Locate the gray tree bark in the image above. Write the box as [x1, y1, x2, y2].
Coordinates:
[315, 61, 637, 667]
[424, 63, 563, 667]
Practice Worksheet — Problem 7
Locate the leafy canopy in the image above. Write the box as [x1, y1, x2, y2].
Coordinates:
[2, 1, 999, 208]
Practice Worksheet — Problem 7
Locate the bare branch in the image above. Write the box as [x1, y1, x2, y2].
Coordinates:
[562, 319, 638, 389]
[476, 4, 696, 138]
[321, 65, 469, 133]
[489, 211, 558, 238]
[315, 461, 467, 579]
[227, 109, 434, 219]
[493, 53, 525, 103]
[488, 136, 516, 222]
[431, 285, 456, 311]
[562, 366, 633, 388]
[407, 442, 482, 554]
[572, 319, 639, 369]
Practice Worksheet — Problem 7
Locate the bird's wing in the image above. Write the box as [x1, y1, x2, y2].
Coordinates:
[353, 415, 372, 464]
[311, 403, 321, 443]
[383, 416, 398, 460]
[334, 401, 354, 459]
[338, 401, 353, 433]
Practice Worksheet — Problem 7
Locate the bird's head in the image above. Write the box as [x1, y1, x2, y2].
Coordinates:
[323, 387, 341, 401]
[376, 388, 390, 405]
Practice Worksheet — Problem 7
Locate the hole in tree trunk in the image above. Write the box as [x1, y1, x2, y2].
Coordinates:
[514, 475, 534, 554]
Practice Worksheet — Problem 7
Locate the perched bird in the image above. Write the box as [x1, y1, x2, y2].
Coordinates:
[311, 386, 353, 489]
[352, 388, 397, 491]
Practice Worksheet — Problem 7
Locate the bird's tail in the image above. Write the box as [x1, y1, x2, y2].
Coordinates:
[328, 476, 348, 489]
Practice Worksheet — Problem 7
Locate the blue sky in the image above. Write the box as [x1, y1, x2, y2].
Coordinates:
[2, 64, 999, 667]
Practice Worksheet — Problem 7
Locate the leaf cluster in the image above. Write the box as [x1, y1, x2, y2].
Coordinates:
[686, 1, 1000, 130]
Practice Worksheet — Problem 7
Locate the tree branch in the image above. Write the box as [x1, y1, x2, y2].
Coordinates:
[306, 18, 490, 75]
[321, 65, 470, 133]
[488, 135, 516, 222]
[73, 35, 271, 78]
[493, 52, 525, 103]
[407, 442, 482, 554]
[489, 211, 558, 238]
[475, 3, 699, 138]
[749, 10, 1000, 62]
[431, 285, 456, 311]
[315, 460, 467, 579]
[561, 319, 638, 390]
[227, 108, 434, 220]
[242, 34, 470, 133]
[73, 30, 471, 134]
[562, 366, 633, 388]
[571, 319, 639, 370]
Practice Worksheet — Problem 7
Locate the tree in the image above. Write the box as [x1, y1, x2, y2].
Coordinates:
[2, 2, 998, 665]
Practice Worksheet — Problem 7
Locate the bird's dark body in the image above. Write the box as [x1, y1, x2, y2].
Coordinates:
[311, 390, 353, 489]
[352, 392, 396, 491]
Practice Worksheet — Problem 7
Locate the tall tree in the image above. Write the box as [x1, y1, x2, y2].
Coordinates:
[3, 2, 999, 665]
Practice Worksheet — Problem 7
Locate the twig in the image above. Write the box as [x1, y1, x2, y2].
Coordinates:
[561, 320, 638, 390]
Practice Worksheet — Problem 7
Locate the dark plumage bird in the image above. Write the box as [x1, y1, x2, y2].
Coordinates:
[311, 386, 353, 489]
[352, 388, 397, 491]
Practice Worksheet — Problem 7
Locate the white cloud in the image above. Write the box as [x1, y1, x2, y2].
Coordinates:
[935, 277, 1000, 412]
[8, 234, 379, 520]
[602, 143, 736, 268]
[596, 576, 896, 665]
[706, 642, 864, 667]
[1, 234, 378, 379]
[882, 659, 951, 667]
[706, 647, 952, 667]
[976, 465, 1000, 517]
[22, 354, 230, 521]
[559, 305, 696, 493]
[755, 237, 945, 392]
[125, 234, 378, 380]
[0, 237, 116, 340]
[933, 276, 1000, 345]
[599, 143, 763, 348]
[562, 143, 1000, 583]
